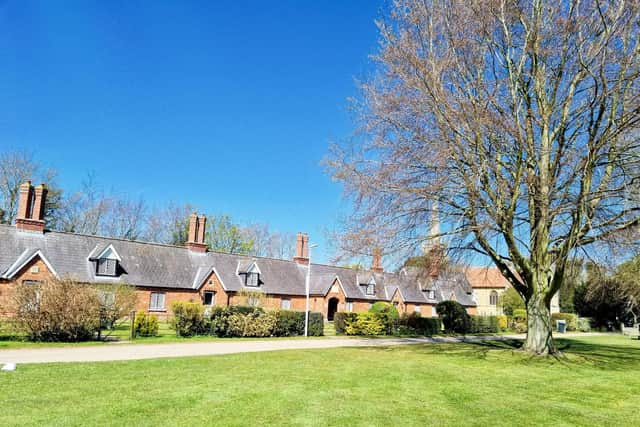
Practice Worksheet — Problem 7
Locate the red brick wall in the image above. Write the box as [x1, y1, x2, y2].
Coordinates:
[0, 257, 55, 317]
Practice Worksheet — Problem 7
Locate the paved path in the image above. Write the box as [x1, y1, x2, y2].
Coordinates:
[0, 333, 603, 364]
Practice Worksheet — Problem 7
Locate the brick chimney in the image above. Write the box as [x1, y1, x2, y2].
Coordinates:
[15, 181, 47, 233]
[371, 248, 383, 273]
[293, 232, 309, 265]
[186, 212, 208, 252]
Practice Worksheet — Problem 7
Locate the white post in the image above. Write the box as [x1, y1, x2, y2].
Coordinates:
[304, 243, 317, 337]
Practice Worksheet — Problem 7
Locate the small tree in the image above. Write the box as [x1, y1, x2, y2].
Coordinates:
[96, 284, 137, 333]
[499, 288, 525, 316]
[436, 301, 471, 334]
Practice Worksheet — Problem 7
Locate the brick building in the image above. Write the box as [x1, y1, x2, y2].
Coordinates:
[0, 181, 480, 320]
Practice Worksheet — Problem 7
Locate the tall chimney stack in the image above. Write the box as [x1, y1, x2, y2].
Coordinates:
[15, 181, 47, 233]
[186, 212, 208, 252]
[293, 232, 309, 265]
[371, 248, 383, 273]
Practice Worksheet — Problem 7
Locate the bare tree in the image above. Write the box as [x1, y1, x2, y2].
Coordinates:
[244, 223, 296, 259]
[328, 0, 640, 354]
[144, 202, 194, 245]
[0, 150, 59, 224]
[54, 174, 112, 235]
[102, 196, 147, 240]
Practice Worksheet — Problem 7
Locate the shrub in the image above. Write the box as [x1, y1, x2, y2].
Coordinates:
[308, 312, 324, 336]
[399, 313, 442, 336]
[244, 311, 278, 337]
[334, 312, 358, 334]
[436, 301, 471, 334]
[96, 284, 137, 331]
[369, 302, 400, 334]
[496, 315, 508, 331]
[134, 311, 159, 337]
[499, 287, 525, 316]
[171, 302, 206, 337]
[577, 317, 592, 332]
[512, 308, 527, 321]
[273, 310, 305, 337]
[469, 315, 500, 334]
[344, 312, 386, 335]
[551, 312, 577, 331]
[12, 278, 101, 342]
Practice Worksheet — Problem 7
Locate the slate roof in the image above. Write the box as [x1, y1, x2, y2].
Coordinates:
[0, 224, 477, 307]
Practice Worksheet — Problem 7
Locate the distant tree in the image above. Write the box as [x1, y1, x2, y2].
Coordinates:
[144, 203, 194, 245]
[559, 259, 584, 313]
[206, 215, 254, 255]
[244, 223, 296, 259]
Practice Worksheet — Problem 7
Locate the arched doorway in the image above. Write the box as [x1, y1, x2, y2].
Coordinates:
[327, 297, 339, 321]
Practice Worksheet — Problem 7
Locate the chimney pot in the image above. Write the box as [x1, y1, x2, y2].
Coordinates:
[16, 181, 46, 233]
[187, 212, 208, 252]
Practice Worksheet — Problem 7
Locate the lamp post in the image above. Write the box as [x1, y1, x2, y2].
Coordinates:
[304, 243, 318, 337]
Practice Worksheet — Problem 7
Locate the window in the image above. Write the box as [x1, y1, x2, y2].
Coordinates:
[246, 272, 259, 287]
[149, 292, 166, 311]
[427, 290, 435, 300]
[414, 305, 421, 314]
[366, 284, 375, 295]
[98, 290, 116, 308]
[22, 280, 43, 286]
[346, 301, 353, 312]
[96, 258, 117, 276]
[490, 290, 499, 305]
[281, 298, 291, 310]
[203, 291, 215, 306]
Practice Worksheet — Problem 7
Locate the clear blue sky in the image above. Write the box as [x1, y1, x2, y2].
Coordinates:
[0, 1, 385, 263]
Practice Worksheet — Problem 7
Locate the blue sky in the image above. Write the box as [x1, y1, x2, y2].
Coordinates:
[0, 1, 385, 263]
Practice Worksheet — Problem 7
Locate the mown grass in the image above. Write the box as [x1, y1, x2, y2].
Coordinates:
[1, 335, 638, 426]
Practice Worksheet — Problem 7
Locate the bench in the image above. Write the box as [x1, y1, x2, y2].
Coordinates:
[621, 324, 640, 338]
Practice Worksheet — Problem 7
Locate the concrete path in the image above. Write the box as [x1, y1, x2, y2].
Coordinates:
[0, 333, 602, 364]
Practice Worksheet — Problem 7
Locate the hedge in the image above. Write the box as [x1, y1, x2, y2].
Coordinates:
[399, 312, 441, 336]
[469, 315, 500, 334]
[334, 312, 357, 334]
[344, 312, 386, 335]
[201, 306, 323, 337]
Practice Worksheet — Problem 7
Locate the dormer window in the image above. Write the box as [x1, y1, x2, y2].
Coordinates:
[427, 290, 435, 300]
[90, 244, 121, 278]
[246, 272, 259, 287]
[366, 283, 375, 295]
[97, 258, 117, 276]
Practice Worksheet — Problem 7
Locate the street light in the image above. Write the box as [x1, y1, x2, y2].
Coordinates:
[304, 243, 318, 337]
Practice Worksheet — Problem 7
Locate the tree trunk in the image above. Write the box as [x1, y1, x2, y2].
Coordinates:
[523, 292, 556, 355]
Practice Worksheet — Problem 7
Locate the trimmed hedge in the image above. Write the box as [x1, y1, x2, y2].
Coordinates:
[551, 312, 577, 331]
[469, 315, 500, 333]
[344, 312, 386, 335]
[399, 312, 441, 336]
[171, 302, 207, 337]
[204, 306, 323, 337]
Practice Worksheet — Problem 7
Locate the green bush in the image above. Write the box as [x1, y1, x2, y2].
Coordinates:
[344, 312, 386, 335]
[244, 311, 278, 337]
[469, 315, 500, 333]
[134, 311, 159, 337]
[308, 312, 324, 336]
[496, 315, 508, 331]
[512, 308, 527, 321]
[436, 301, 471, 334]
[273, 310, 305, 337]
[399, 313, 441, 336]
[369, 302, 400, 334]
[171, 302, 207, 337]
[551, 312, 577, 331]
[334, 312, 358, 334]
[577, 317, 592, 332]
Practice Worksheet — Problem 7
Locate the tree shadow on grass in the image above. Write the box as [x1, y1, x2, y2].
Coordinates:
[365, 337, 640, 370]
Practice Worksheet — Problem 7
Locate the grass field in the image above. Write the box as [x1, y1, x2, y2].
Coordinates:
[1, 335, 638, 426]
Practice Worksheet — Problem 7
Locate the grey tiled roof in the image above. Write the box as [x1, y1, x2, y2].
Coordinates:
[0, 224, 477, 308]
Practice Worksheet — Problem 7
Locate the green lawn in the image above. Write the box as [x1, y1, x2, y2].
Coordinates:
[1, 335, 639, 426]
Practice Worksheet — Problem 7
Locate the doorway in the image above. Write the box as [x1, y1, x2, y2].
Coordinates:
[327, 297, 339, 321]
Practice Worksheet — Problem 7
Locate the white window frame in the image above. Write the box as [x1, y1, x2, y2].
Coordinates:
[203, 291, 215, 306]
[346, 301, 353, 312]
[281, 298, 291, 310]
[246, 272, 259, 287]
[490, 291, 499, 305]
[414, 305, 421, 314]
[96, 258, 117, 277]
[366, 284, 375, 295]
[149, 292, 166, 311]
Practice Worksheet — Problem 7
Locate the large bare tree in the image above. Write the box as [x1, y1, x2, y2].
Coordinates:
[328, 0, 640, 354]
